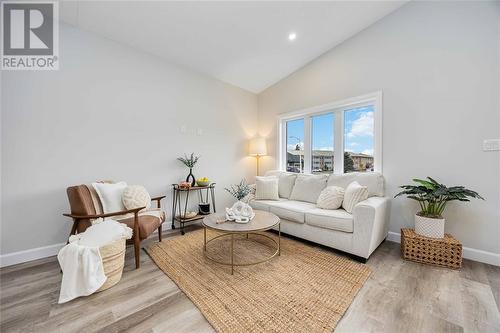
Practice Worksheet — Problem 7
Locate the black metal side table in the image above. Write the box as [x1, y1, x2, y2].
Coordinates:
[171, 183, 216, 235]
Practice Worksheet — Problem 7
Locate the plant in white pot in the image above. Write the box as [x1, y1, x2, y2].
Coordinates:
[395, 177, 484, 238]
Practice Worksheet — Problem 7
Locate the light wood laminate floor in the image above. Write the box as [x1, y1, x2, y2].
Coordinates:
[1, 225, 499, 333]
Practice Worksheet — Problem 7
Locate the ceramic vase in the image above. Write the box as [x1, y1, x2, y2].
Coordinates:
[415, 214, 445, 238]
[186, 168, 196, 186]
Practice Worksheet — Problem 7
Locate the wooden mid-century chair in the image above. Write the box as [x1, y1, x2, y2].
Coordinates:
[63, 184, 166, 268]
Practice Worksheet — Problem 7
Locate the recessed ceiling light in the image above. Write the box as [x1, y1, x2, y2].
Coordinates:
[288, 32, 296, 41]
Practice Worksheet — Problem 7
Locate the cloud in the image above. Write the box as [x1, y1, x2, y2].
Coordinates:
[287, 142, 304, 150]
[314, 146, 333, 151]
[349, 142, 359, 147]
[347, 112, 374, 138]
[361, 149, 374, 156]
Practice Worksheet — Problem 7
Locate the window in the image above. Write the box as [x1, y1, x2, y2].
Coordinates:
[344, 106, 374, 172]
[279, 92, 381, 174]
[312, 113, 334, 174]
[286, 118, 304, 173]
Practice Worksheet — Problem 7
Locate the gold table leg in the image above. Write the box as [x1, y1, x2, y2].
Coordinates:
[278, 223, 281, 256]
[231, 233, 234, 275]
[204, 227, 207, 251]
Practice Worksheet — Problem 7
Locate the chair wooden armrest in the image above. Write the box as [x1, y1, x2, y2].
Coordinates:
[63, 206, 145, 220]
[151, 195, 166, 209]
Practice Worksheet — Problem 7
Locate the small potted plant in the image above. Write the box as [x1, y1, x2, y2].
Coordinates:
[395, 177, 483, 238]
[225, 179, 252, 202]
[177, 153, 200, 186]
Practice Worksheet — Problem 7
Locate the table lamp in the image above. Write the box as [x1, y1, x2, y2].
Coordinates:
[249, 137, 267, 176]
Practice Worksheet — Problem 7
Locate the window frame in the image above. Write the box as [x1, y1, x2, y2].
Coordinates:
[277, 91, 382, 174]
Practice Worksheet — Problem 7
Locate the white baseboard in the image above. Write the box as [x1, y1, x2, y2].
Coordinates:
[0, 222, 176, 268]
[2, 227, 497, 268]
[387, 231, 500, 267]
[0, 243, 66, 268]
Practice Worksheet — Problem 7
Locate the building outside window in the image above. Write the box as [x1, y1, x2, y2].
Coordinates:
[280, 92, 381, 174]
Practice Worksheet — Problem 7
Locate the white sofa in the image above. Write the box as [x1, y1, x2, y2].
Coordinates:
[249, 170, 390, 261]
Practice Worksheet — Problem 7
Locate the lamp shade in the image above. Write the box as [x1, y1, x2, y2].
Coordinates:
[249, 137, 267, 156]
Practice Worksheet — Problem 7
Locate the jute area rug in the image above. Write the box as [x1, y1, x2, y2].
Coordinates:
[146, 229, 370, 333]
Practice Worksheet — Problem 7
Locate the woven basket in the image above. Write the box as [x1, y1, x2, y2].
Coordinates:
[96, 238, 126, 292]
[401, 228, 462, 269]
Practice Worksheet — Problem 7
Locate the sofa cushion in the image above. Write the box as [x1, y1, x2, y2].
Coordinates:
[249, 198, 286, 211]
[327, 172, 384, 197]
[278, 173, 297, 199]
[269, 200, 317, 223]
[305, 208, 353, 233]
[264, 170, 297, 199]
[289, 174, 328, 203]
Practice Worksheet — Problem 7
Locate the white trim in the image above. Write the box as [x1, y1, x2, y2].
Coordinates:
[276, 91, 382, 174]
[0, 222, 175, 268]
[387, 231, 500, 267]
[0, 243, 66, 268]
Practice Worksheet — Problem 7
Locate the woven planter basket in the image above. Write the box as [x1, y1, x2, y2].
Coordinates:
[96, 238, 126, 292]
[401, 228, 462, 269]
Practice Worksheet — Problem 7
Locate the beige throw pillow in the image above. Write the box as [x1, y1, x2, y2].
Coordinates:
[316, 186, 345, 210]
[122, 185, 151, 211]
[255, 176, 279, 200]
[92, 181, 128, 214]
[342, 181, 368, 213]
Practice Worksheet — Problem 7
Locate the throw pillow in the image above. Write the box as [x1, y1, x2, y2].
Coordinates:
[122, 185, 151, 211]
[92, 181, 127, 214]
[342, 181, 368, 213]
[289, 174, 328, 203]
[255, 176, 279, 200]
[316, 186, 345, 210]
[278, 173, 297, 199]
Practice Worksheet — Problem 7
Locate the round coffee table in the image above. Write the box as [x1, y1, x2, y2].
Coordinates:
[202, 210, 280, 274]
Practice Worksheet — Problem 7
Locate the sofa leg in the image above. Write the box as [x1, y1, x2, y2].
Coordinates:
[158, 224, 162, 242]
[350, 254, 368, 264]
[134, 237, 141, 269]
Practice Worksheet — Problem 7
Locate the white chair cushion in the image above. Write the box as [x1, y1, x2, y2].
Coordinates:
[289, 174, 328, 204]
[316, 186, 345, 210]
[255, 176, 279, 200]
[122, 185, 151, 211]
[92, 181, 127, 214]
[342, 181, 369, 213]
[305, 208, 353, 233]
[269, 200, 317, 224]
[327, 172, 384, 197]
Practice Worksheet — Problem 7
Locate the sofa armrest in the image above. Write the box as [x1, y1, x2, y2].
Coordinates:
[352, 196, 391, 259]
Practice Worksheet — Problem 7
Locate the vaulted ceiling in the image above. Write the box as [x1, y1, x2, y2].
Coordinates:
[60, 1, 407, 93]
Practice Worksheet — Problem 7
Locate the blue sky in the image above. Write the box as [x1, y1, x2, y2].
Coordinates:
[287, 105, 374, 156]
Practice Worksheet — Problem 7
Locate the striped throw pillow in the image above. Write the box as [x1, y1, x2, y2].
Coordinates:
[342, 181, 368, 213]
[255, 176, 279, 200]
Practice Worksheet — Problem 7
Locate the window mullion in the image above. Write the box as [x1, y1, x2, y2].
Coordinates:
[334, 109, 344, 174]
[303, 116, 312, 174]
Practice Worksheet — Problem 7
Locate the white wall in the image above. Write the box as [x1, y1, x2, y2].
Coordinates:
[258, 2, 500, 256]
[1, 23, 258, 256]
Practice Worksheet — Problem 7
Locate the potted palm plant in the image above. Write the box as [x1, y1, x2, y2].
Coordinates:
[395, 177, 483, 238]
